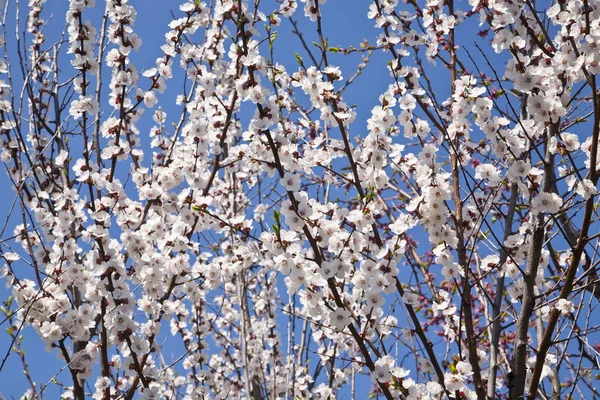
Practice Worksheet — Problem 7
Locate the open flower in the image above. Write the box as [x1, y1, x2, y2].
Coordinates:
[532, 192, 563, 215]
[555, 298, 575, 315]
[280, 172, 301, 192]
[329, 308, 351, 331]
[69, 95, 99, 119]
[575, 179, 598, 200]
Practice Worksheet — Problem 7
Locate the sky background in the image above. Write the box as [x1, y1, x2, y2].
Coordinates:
[0, 1, 392, 398]
[0, 0, 559, 399]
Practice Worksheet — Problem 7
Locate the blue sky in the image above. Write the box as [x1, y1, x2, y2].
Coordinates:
[3, 0, 593, 399]
[0, 1, 390, 398]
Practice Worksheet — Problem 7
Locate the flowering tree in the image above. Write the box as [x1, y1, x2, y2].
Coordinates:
[1, 0, 600, 398]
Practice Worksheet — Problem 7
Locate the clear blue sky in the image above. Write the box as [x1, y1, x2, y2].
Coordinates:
[0, 1, 391, 398]
[4, 1, 578, 399]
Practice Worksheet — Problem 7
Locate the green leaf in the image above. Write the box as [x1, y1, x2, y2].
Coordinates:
[269, 32, 278, 50]
[364, 187, 375, 204]
[449, 362, 457, 374]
